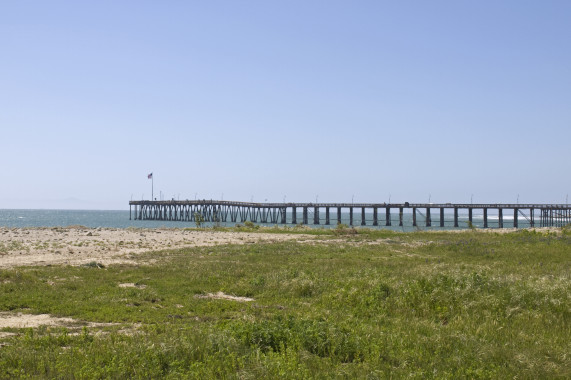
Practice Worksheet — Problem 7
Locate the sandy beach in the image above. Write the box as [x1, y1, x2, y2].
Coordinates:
[1, 225, 562, 269]
[0, 227, 315, 268]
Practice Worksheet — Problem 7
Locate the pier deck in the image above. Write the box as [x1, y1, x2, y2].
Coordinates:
[129, 200, 571, 229]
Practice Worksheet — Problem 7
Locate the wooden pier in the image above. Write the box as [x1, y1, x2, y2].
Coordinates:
[129, 200, 571, 229]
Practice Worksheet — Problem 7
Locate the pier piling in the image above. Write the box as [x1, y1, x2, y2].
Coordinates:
[514, 208, 518, 228]
[386, 207, 392, 226]
[530, 208, 534, 227]
[484, 208, 488, 228]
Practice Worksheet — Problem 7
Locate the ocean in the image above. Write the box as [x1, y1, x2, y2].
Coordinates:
[0, 209, 532, 231]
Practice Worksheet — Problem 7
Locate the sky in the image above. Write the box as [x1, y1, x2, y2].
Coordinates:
[1, 1, 570, 210]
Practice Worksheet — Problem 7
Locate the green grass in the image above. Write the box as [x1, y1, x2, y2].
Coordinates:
[0, 228, 570, 378]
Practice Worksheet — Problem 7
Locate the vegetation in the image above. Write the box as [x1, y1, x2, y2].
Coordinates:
[193, 213, 205, 228]
[0, 228, 569, 378]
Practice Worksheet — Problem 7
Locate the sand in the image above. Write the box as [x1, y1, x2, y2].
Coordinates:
[0, 312, 116, 329]
[0, 227, 315, 268]
[194, 292, 254, 302]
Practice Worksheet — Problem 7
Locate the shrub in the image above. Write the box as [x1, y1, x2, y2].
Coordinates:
[333, 223, 358, 236]
[194, 213, 205, 228]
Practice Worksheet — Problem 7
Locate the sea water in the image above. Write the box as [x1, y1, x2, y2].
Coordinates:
[0, 209, 534, 231]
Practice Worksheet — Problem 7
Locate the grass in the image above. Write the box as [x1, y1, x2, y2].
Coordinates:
[0, 241, 29, 254]
[0, 228, 570, 378]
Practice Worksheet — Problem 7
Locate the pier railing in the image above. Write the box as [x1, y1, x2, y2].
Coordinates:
[128, 200, 571, 228]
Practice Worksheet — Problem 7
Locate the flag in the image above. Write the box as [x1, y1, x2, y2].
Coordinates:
[148, 173, 153, 179]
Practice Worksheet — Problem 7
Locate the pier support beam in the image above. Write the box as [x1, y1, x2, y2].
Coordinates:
[426, 208, 431, 227]
[514, 208, 518, 228]
[292, 207, 297, 224]
[361, 207, 366, 226]
[530, 208, 534, 227]
[325, 207, 330, 225]
[440, 208, 444, 227]
[337, 207, 342, 225]
[349, 208, 353, 226]
[386, 207, 391, 226]
[484, 208, 488, 228]
[314, 207, 319, 224]
[454, 208, 458, 228]
[281, 207, 287, 224]
[303, 207, 308, 224]
[373, 208, 378, 226]
[499, 208, 503, 228]
[468, 208, 473, 226]
[412, 208, 417, 227]
[399, 207, 403, 226]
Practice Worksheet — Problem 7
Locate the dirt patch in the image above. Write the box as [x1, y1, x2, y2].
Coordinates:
[0, 313, 76, 329]
[195, 292, 254, 302]
[118, 283, 147, 289]
[309, 237, 435, 248]
[0, 312, 115, 329]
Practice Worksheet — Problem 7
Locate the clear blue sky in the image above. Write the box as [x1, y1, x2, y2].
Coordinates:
[1, 1, 570, 210]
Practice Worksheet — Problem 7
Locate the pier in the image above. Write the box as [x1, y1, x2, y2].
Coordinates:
[129, 200, 571, 229]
